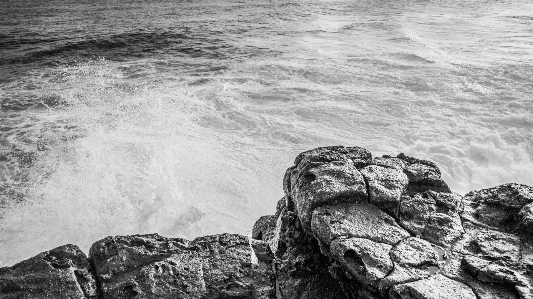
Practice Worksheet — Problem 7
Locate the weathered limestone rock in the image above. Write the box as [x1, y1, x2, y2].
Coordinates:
[89, 233, 275, 299]
[289, 161, 368, 233]
[462, 183, 533, 234]
[372, 156, 406, 170]
[360, 165, 409, 213]
[450, 183, 533, 299]
[330, 237, 394, 287]
[311, 203, 411, 246]
[378, 238, 440, 296]
[399, 191, 464, 246]
[389, 274, 477, 299]
[0, 244, 97, 298]
[284, 146, 371, 233]
[292, 146, 373, 170]
[390, 237, 439, 268]
[397, 153, 451, 195]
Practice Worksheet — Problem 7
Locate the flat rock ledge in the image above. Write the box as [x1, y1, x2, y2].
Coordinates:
[2, 146, 533, 299]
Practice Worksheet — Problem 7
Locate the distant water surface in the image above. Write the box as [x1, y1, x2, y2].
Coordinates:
[1, 0, 532, 266]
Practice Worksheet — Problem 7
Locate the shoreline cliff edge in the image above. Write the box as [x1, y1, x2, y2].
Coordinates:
[1, 146, 532, 299]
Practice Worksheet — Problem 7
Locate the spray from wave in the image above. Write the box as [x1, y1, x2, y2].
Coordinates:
[0, 59, 288, 266]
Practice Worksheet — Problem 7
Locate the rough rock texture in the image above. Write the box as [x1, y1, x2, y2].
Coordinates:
[2, 145, 533, 299]
[0, 244, 97, 298]
[89, 233, 275, 299]
[253, 146, 533, 299]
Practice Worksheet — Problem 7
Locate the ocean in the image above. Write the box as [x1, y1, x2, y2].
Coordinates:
[0, 0, 532, 266]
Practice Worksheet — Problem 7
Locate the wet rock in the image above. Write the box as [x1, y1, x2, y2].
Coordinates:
[389, 274, 476, 299]
[0, 244, 97, 298]
[360, 165, 409, 214]
[89, 233, 275, 299]
[397, 153, 451, 195]
[312, 203, 410, 246]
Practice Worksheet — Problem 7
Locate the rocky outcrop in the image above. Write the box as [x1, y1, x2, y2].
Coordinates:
[1, 146, 532, 299]
[0, 244, 97, 298]
[90, 233, 274, 298]
[253, 146, 533, 299]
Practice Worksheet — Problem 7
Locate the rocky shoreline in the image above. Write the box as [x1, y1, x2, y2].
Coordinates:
[1, 146, 532, 299]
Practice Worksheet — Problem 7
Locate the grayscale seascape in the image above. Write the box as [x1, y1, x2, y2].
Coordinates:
[1, 0, 532, 267]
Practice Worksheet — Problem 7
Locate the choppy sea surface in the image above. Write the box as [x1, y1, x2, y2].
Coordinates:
[1, 0, 532, 266]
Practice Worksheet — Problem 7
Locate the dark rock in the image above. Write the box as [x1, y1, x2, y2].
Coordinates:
[252, 215, 277, 241]
[518, 203, 533, 235]
[89, 233, 275, 299]
[272, 197, 347, 299]
[0, 244, 97, 298]
[250, 239, 274, 263]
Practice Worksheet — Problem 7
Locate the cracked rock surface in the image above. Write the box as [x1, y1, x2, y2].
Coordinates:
[89, 233, 275, 299]
[1, 146, 532, 299]
[253, 146, 533, 299]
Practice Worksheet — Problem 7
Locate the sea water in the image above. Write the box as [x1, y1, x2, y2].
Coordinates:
[0, 0, 532, 266]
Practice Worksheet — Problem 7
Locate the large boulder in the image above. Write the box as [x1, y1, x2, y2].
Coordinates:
[0, 244, 97, 298]
[258, 147, 532, 299]
[284, 146, 371, 233]
[89, 233, 274, 299]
